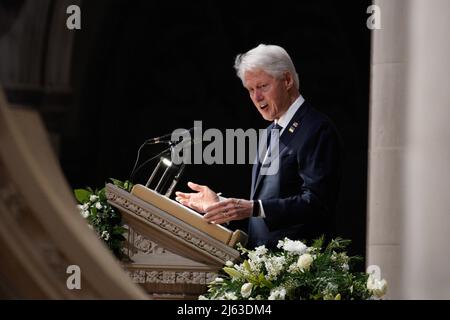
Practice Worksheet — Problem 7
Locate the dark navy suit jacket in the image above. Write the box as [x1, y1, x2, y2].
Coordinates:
[248, 101, 342, 248]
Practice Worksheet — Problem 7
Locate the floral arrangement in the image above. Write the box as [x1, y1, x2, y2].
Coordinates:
[199, 237, 387, 300]
[74, 178, 133, 259]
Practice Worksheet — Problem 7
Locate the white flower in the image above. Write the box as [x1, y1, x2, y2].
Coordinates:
[280, 238, 307, 255]
[77, 204, 89, 218]
[224, 292, 238, 300]
[90, 195, 98, 202]
[331, 251, 337, 261]
[268, 287, 286, 300]
[264, 256, 286, 280]
[254, 245, 268, 256]
[367, 274, 388, 298]
[323, 282, 338, 297]
[248, 245, 268, 265]
[198, 295, 209, 300]
[288, 262, 299, 273]
[244, 246, 269, 276]
[233, 263, 245, 273]
[297, 253, 313, 272]
[214, 277, 224, 283]
[277, 239, 284, 249]
[101, 231, 110, 241]
[95, 202, 103, 210]
[241, 283, 253, 298]
[342, 263, 349, 271]
[225, 260, 234, 267]
[248, 259, 263, 274]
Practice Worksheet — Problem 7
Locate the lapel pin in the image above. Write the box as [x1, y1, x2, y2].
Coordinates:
[289, 121, 299, 133]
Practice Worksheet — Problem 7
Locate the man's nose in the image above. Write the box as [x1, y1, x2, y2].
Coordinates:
[254, 90, 264, 101]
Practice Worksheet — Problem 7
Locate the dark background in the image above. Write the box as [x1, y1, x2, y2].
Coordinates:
[58, 0, 370, 259]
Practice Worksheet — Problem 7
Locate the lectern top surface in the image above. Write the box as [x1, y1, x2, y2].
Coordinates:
[131, 184, 233, 245]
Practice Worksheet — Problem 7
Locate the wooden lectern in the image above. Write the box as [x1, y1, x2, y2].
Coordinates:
[106, 183, 248, 299]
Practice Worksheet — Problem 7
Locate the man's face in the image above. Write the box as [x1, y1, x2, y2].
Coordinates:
[244, 69, 292, 121]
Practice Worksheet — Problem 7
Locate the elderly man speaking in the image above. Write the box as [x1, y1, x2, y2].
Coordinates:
[175, 44, 342, 249]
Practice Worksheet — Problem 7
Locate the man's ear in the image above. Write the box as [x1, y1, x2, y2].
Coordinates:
[284, 72, 294, 90]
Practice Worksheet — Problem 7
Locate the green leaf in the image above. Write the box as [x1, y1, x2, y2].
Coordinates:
[113, 226, 127, 234]
[109, 178, 134, 192]
[223, 267, 242, 279]
[312, 236, 324, 249]
[98, 187, 106, 201]
[74, 189, 91, 203]
[243, 260, 252, 273]
[110, 178, 122, 186]
[258, 273, 274, 289]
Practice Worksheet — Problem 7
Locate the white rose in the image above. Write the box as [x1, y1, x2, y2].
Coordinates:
[90, 195, 98, 202]
[297, 253, 313, 271]
[81, 210, 89, 218]
[241, 283, 253, 298]
[367, 274, 388, 298]
[95, 202, 102, 210]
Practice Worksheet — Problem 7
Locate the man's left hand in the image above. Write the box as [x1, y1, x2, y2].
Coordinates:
[203, 198, 253, 224]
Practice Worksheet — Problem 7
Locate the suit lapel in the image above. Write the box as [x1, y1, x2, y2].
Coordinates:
[251, 102, 311, 199]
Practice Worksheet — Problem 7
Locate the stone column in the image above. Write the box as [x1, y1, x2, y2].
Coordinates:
[401, 0, 450, 299]
[367, 0, 410, 299]
[368, 0, 450, 299]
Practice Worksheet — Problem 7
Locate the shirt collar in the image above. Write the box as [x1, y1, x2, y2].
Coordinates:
[275, 94, 305, 133]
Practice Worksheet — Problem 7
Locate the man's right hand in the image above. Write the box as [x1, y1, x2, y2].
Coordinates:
[175, 182, 219, 213]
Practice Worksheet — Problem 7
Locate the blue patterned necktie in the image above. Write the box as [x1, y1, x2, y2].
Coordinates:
[257, 123, 282, 175]
[267, 123, 282, 149]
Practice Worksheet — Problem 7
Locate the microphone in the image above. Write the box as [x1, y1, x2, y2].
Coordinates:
[130, 127, 197, 181]
[146, 128, 194, 144]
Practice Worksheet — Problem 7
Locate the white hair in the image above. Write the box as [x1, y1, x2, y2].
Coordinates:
[234, 44, 300, 90]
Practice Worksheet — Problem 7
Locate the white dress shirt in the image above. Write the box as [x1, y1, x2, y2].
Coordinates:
[218, 95, 306, 220]
[257, 94, 305, 218]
